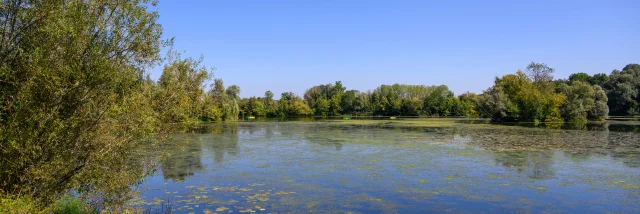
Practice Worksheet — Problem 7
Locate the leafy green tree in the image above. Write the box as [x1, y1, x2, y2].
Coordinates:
[304, 81, 345, 116]
[202, 93, 223, 121]
[226, 85, 241, 100]
[558, 72, 610, 121]
[278, 92, 312, 116]
[453, 92, 479, 117]
[352, 91, 372, 116]
[262, 90, 277, 116]
[568, 72, 592, 84]
[207, 79, 240, 121]
[341, 90, 359, 114]
[0, 0, 164, 206]
[423, 85, 454, 116]
[590, 73, 610, 86]
[485, 67, 565, 122]
[401, 98, 423, 116]
[315, 97, 331, 116]
[156, 55, 211, 123]
[304, 85, 327, 116]
[526, 62, 555, 87]
[264, 90, 274, 102]
[559, 81, 596, 123]
[329, 81, 346, 115]
[566, 72, 609, 86]
[589, 85, 609, 120]
[371, 85, 402, 116]
[476, 87, 513, 121]
[604, 64, 640, 116]
[242, 97, 266, 117]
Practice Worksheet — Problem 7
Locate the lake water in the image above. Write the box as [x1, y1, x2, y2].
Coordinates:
[129, 119, 640, 213]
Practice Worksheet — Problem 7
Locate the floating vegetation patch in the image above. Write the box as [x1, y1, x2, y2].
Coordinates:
[126, 183, 300, 213]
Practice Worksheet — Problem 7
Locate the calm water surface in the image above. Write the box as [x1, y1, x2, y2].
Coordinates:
[129, 120, 640, 213]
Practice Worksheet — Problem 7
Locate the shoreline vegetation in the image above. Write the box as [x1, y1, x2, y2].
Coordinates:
[160, 61, 638, 125]
[1, 1, 639, 213]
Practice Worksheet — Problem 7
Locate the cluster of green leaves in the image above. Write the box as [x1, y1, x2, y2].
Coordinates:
[603, 64, 640, 116]
[153, 51, 242, 123]
[556, 64, 640, 116]
[239, 63, 637, 120]
[239, 90, 313, 118]
[0, 194, 40, 213]
[0, 0, 240, 211]
[303, 81, 346, 116]
[0, 0, 166, 208]
[0, 194, 98, 214]
[155, 54, 211, 123]
[276, 92, 314, 117]
[240, 82, 478, 118]
[238, 91, 275, 118]
[367, 84, 476, 117]
[558, 82, 608, 122]
[478, 69, 565, 122]
[477, 62, 612, 122]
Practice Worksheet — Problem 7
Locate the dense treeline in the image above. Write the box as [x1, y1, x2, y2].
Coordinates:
[239, 82, 478, 118]
[154, 53, 241, 123]
[235, 62, 637, 123]
[239, 62, 639, 123]
[476, 63, 605, 123]
[558, 64, 640, 116]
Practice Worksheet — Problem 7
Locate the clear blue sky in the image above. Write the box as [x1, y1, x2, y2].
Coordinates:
[153, 0, 639, 98]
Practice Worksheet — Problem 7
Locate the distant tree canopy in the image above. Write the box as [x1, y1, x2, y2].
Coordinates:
[473, 62, 640, 122]
[303, 81, 345, 116]
[278, 92, 313, 117]
[475, 62, 618, 123]
[156, 55, 211, 123]
[554, 63, 640, 116]
[559, 81, 608, 122]
[155, 55, 240, 123]
[235, 63, 637, 121]
[604, 64, 640, 116]
[240, 83, 477, 118]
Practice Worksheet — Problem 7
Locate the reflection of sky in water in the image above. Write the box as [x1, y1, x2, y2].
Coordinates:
[132, 122, 640, 213]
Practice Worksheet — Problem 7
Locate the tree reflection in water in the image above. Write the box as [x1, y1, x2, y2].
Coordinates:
[157, 120, 639, 183]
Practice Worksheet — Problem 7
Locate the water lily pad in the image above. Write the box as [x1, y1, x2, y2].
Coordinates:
[215, 206, 230, 212]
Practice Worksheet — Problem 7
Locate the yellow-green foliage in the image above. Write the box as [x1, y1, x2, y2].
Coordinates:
[0, 195, 41, 214]
[50, 196, 96, 214]
[208, 79, 241, 121]
[1, 195, 97, 214]
[156, 53, 211, 123]
[0, 0, 163, 208]
[559, 81, 595, 123]
[278, 92, 314, 117]
[490, 70, 566, 122]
